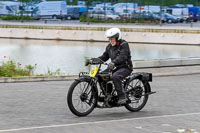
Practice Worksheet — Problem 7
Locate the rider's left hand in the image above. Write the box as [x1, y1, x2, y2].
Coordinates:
[108, 62, 115, 70]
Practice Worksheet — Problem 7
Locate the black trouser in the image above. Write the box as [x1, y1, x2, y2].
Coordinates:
[103, 67, 132, 97]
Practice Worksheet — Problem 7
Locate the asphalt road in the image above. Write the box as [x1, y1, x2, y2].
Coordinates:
[0, 74, 200, 133]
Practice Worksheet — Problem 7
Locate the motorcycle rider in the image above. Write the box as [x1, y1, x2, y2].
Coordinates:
[98, 27, 133, 105]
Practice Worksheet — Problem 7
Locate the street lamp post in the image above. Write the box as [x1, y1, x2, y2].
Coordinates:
[140, 0, 142, 14]
[104, 0, 106, 20]
[86, 0, 89, 25]
[160, 0, 163, 26]
[133, 0, 136, 19]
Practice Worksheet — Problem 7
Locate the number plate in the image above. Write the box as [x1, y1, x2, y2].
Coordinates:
[89, 66, 98, 78]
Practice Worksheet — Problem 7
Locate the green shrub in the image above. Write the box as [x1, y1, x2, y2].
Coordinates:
[47, 68, 61, 76]
[79, 15, 159, 24]
[79, 15, 87, 22]
[0, 60, 34, 77]
[0, 59, 64, 77]
[0, 15, 35, 21]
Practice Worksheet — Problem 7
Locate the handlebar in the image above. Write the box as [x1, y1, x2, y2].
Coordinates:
[86, 58, 116, 71]
[103, 62, 108, 65]
[86, 58, 107, 66]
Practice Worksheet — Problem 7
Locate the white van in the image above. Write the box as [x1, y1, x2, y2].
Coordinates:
[35, 1, 67, 19]
[113, 3, 138, 14]
[165, 8, 189, 22]
[0, 4, 13, 15]
[0, 2, 20, 15]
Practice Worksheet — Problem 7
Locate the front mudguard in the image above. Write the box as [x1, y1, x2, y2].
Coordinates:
[75, 75, 93, 82]
[75, 75, 98, 94]
[75, 75, 99, 107]
[128, 72, 152, 93]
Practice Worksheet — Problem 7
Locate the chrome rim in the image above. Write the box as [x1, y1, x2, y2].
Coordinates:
[72, 81, 95, 113]
[126, 79, 146, 109]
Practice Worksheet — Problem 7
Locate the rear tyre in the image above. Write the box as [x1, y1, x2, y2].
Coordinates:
[125, 78, 149, 112]
[67, 80, 98, 116]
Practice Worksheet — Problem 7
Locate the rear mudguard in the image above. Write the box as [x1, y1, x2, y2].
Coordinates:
[127, 72, 152, 93]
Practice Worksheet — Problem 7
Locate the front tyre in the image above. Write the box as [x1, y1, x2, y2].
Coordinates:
[67, 80, 97, 116]
[125, 78, 149, 112]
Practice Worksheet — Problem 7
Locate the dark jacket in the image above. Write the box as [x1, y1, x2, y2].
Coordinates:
[99, 39, 133, 70]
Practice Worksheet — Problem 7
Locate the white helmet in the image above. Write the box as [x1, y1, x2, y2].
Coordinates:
[105, 27, 122, 40]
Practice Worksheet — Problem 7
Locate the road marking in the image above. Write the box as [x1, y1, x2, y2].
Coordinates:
[135, 126, 142, 129]
[161, 124, 171, 127]
[177, 129, 186, 133]
[0, 112, 200, 132]
[190, 129, 197, 132]
[135, 126, 164, 133]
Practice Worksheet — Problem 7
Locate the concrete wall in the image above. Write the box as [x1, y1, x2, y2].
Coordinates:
[133, 58, 200, 76]
[1, 28, 200, 44]
[133, 58, 200, 68]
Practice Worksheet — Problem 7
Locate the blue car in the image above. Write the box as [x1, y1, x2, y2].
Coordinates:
[65, 7, 80, 20]
[162, 13, 179, 23]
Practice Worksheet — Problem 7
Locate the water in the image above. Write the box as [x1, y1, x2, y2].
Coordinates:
[0, 38, 200, 75]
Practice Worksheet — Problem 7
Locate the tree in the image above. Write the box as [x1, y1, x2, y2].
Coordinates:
[141, 0, 200, 6]
[18, 0, 30, 2]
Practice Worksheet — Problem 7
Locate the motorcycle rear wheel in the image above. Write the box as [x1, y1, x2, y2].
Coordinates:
[125, 78, 149, 112]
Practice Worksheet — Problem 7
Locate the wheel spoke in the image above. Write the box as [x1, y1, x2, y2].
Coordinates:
[74, 99, 81, 108]
[125, 78, 148, 111]
[70, 81, 96, 114]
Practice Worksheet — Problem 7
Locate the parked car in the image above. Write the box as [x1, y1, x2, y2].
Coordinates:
[165, 7, 189, 22]
[35, 1, 67, 19]
[162, 13, 179, 23]
[118, 9, 132, 19]
[88, 11, 120, 20]
[65, 7, 80, 20]
[131, 12, 166, 22]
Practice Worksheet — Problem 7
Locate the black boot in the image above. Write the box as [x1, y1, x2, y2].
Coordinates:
[118, 95, 128, 105]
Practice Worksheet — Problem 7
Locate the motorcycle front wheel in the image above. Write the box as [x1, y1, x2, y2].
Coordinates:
[125, 78, 149, 112]
[67, 79, 98, 117]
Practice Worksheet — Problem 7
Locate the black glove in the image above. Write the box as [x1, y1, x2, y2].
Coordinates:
[108, 62, 115, 70]
[85, 59, 92, 66]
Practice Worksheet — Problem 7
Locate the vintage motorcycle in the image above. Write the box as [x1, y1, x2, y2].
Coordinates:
[67, 58, 155, 117]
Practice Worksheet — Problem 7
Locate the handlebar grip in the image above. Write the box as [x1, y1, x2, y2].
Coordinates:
[104, 62, 108, 65]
